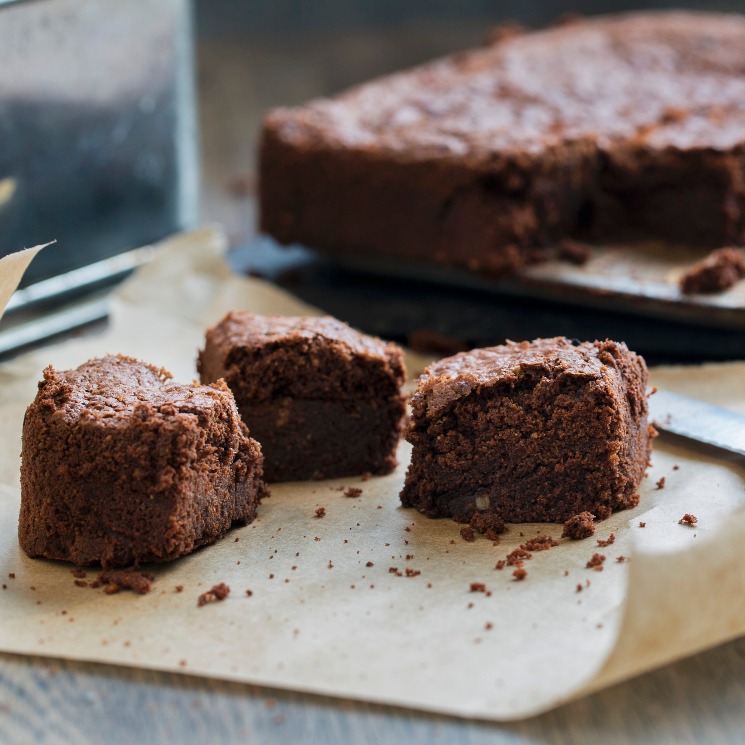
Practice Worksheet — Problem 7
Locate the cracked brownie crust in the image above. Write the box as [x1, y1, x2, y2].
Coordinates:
[400, 338, 653, 523]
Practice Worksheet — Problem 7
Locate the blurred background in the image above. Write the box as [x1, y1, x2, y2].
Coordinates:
[1, 0, 745, 358]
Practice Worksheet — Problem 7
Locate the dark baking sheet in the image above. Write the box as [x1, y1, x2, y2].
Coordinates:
[231, 237, 745, 363]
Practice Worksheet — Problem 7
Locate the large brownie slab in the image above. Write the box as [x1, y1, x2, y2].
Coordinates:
[19, 355, 268, 567]
[198, 312, 407, 482]
[400, 338, 654, 523]
[260, 12, 745, 272]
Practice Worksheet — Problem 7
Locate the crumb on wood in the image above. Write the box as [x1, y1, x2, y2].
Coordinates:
[562, 512, 596, 540]
[197, 583, 230, 607]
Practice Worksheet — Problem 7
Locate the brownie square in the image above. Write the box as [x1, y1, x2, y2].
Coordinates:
[19, 355, 268, 567]
[400, 338, 653, 523]
[198, 312, 407, 482]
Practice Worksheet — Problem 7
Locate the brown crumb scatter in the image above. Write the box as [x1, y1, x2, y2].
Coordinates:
[678, 513, 698, 526]
[639, 521, 646, 528]
[314, 507, 326, 518]
[8, 573, 15, 579]
[596, 533, 615, 548]
[469, 512, 507, 541]
[470, 582, 487, 593]
[656, 477, 666, 490]
[495, 560, 506, 571]
[616, 556, 627, 563]
[513, 568, 528, 581]
[366, 561, 374, 567]
[586, 553, 606, 571]
[506, 547, 532, 566]
[197, 583, 230, 606]
[175, 585, 184, 593]
[460, 526, 476, 542]
[521, 535, 559, 552]
[680, 248, 745, 295]
[562, 512, 596, 540]
[98, 569, 155, 595]
[344, 487, 362, 498]
[73, 579, 88, 588]
[557, 238, 591, 265]
[405, 568, 421, 577]
[70, 569, 87, 579]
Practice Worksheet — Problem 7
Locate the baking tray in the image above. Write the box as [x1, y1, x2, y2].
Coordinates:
[234, 237, 745, 363]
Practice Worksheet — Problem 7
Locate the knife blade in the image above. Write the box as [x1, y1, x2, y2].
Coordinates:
[648, 389, 745, 458]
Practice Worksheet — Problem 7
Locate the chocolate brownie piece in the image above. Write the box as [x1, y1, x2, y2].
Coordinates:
[400, 338, 653, 523]
[19, 356, 268, 567]
[198, 312, 407, 482]
[260, 12, 745, 272]
[680, 248, 745, 294]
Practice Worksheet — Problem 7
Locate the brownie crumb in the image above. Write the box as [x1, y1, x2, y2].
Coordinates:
[197, 583, 231, 606]
[557, 239, 591, 265]
[513, 568, 528, 581]
[586, 553, 606, 571]
[98, 568, 155, 595]
[469, 512, 507, 541]
[8, 573, 15, 579]
[576, 583, 583, 593]
[506, 547, 532, 566]
[314, 507, 326, 518]
[361, 472, 372, 482]
[460, 526, 476, 542]
[596, 533, 615, 548]
[245, 589, 253, 596]
[678, 513, 698, 526]
[521, 535, 559, 552]
[344, 487, 362, 498]
[70, 569, 87, 579]
[562, 512, 596, 540]
[470, 582, 487, 593]
[175, 585, 184, 593]
[485, 622, 493, 630]
[495, 560, 506, 571]
[655, 477, 666, 490]
[673, 465, 680, 471]
[616, 556, 627, 563]
[366, 561, 374, 567]
[405, 568, 421, 577]
[73, 579, 88, 588]
[639, 521, 646, 528]
[680, 248, 745, 294]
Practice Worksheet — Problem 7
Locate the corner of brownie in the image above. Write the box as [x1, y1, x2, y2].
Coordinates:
[19, 355, 268, 567]
[198, 312, 407, 481]
[400, 337, 652, 524]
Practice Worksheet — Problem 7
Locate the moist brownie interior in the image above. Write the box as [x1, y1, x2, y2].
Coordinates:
[401, 338, 653, 523]
[198, 312, 407, 481]
[260, 12, 745, 273]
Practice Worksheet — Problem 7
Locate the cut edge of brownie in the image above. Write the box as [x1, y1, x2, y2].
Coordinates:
[400, 337, 653, 524]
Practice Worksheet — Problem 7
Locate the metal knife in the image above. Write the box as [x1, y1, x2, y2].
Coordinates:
[649, 389, 745, 458]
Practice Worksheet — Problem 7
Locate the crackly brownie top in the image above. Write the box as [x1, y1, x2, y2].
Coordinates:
[266, 12, 745, 160]
[34, 355, 236, 427]
[415, 337, 645, 418]
[199, 312, 405, 401]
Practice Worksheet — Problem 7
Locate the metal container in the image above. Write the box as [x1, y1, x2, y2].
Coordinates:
[0, 0, 197, 352]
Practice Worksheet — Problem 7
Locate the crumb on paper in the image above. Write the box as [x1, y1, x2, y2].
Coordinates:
[639, 521, 646, 528]
[680, 247, 745, 295]
[344, 487, 362, 498]
[175, 585, 184, 593]
[586, 553, 606, 571]
[366, 561, 374, 567]
[521, 535, 559, 552]
[470, 582, 487, 593]
[245, 589, 253, 596]
[495, 560, 506, 571]
[562, 512, 595, 539]
[314, 507, 326, 518]
[470, 512, 506, 541]
[460, 526, 476, 542]
[576, 583, 583, 593]
[98, 568, 154, 595]
[405, 568, 421, 577]
[197, 583, 230, 607]
[596, 533, 615, 548]
[656, 476, 666, 490]
[557, 238, 591, 265]
[513, 568, 528, 582]
[506, 548, 532, 566]
[678, 513, 698, 526]
[616, 556, 627, 563]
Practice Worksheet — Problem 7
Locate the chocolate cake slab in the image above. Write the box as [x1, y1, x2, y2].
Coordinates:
[19, 355, 268, 567]
[198, 312, 407, 482]
[260, 12, 745, 273]
[400, 338, 654, 523]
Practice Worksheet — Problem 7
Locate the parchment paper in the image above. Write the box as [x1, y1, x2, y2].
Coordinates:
[1, 227, 745, 720]
[0, 243, 51, 319]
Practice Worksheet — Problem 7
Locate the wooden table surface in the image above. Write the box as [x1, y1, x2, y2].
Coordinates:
[4, 12, 745, 744]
